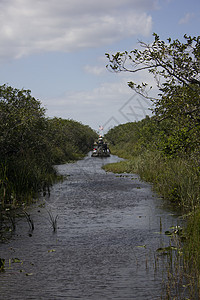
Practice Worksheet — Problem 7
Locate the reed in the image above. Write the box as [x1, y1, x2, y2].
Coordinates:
[104, 150, 200, 210]
[0, 258, 5, 272]
[104, 148, 200, 298]
[47, 210, 58, 232]
[159, 219, 200, 299]
[23, 211, 34, 231]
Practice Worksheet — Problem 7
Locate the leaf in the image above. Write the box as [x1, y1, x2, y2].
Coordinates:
[136, 245, 146, 248]
[12, 258, 22, 263]
[26, 273, 33, 276]
[48, 249, 56, 253]
[0, 258, 5, 272]
[156, 246, 177, 253]
[165, 230, 173, 236]
[8, 259, 12, 269]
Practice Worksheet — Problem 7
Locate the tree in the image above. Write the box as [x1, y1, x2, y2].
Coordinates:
[46, 118, 97, 163]
[0, 84, 52, 204]
[0, 84, 47, 158]
[0, 84, 97, 206]
[105, 34, 200, 123]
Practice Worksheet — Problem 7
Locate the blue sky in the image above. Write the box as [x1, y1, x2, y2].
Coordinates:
[0, 0, 199, 131]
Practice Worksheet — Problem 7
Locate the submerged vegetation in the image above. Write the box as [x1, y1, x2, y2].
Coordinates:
[0, 84, 97, 212]
[105, 34, 200, 297]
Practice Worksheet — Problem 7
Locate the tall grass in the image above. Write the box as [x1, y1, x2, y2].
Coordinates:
[182, 208, 200, 298]
[104, 150, 200, 210]
[0, 156, 57, 209]
[160, 209, 200, 299]
[104, 148, 200, 298]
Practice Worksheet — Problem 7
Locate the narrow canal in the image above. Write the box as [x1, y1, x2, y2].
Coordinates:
[0, 154, 180, 299]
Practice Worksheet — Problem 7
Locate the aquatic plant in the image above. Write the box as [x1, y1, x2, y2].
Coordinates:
[23, 211, 34, 231]
[104, 113, 200, 298]
[0, 258, 5, 272]
[8, 214, 16, 231]
[47, 210, 58, 232]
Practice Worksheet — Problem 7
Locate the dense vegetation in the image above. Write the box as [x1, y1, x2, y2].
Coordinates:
[0, 84, 97, 208]
[105, 34, 200, 209]
[105, 34, 200, 298]
[105, 116, 200, 209]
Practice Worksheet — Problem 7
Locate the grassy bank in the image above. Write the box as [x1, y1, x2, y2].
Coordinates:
[104, 150, 200, 298]
[103, 150, 200, 210]
[104, 117, 200, 298]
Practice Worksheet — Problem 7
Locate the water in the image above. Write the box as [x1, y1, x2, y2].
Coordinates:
[0, 154, 181, 299]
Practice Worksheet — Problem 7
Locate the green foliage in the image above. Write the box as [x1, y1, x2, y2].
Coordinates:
[106, 34, 200, 155]
[103, 160, 135, 174]
[0, 84, 52, 206]
[0, 84, 97, 208]
[181, 208, 200, 297]
[105, 117, 200, 296]
[105, 33, 200, 297]
[105, 114, 200, 208]
[184, 208, 200, 270]
[105, 32, 200, 208]
[0, 258, 5, 272]
[106, 34, 200, 103]
[0, 84, 47, 158]
[46, 117, 97, 164]
[105, 116, 156, 156]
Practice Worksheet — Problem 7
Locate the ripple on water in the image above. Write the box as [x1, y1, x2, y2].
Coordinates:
[0, 154, 180, 300]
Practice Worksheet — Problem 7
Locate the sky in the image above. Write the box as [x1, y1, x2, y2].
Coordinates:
[0, 0, 199, 132]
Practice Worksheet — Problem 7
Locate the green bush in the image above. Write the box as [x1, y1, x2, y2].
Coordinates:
[0, 84, 97, 208]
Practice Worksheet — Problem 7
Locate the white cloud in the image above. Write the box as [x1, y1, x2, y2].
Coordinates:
[0, 0, 155, 61]
[179, 13, 194, 25]
[84, 65, 106, 76]
[43, 74, 154, 130]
